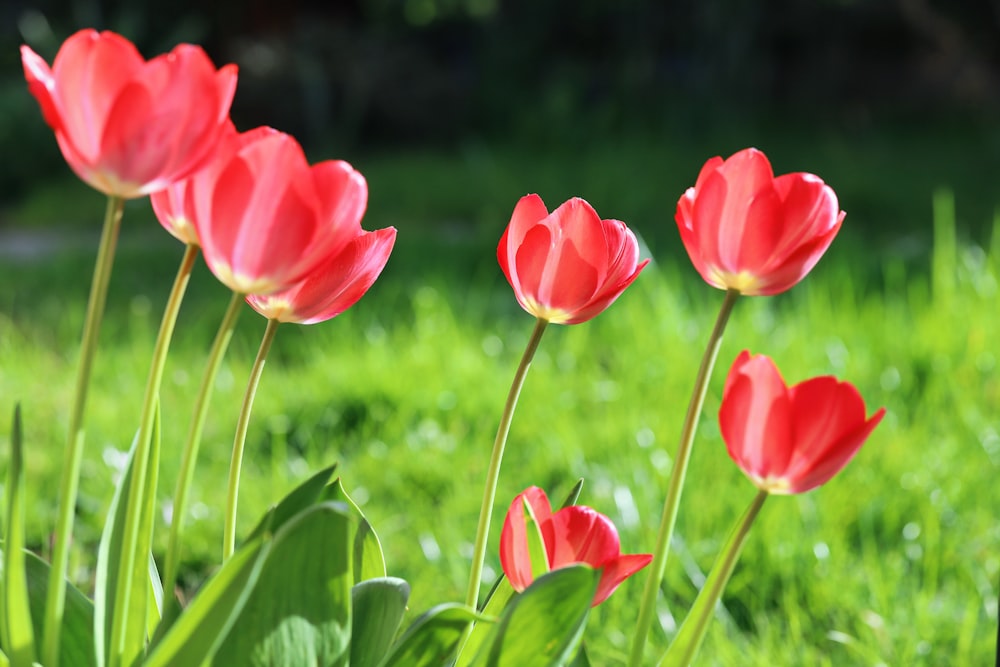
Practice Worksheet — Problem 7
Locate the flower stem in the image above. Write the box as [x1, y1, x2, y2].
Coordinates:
[464, 317, 548, 613]
[658, 490, 768, 667]
[42, 195, 124, 667]
[108, 241, 198, 667]
[629, 288, 740, 667]
[223, 317, 280, 560]
[162, 289, 243, 610]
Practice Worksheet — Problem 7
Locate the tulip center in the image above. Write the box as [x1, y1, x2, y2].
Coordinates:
[710, 268, 763, 295]
[752, 474, 792, 495]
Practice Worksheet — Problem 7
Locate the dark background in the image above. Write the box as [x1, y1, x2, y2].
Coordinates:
[3, 0, 1000, 254]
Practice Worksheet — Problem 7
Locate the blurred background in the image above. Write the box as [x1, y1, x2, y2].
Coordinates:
[2, 1, 1000, 664]
[3, 0, 1000, 253]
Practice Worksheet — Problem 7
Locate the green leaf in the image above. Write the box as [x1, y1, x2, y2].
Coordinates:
[143, 536, 269, 667]
[1, 406, 36, 666]
[213, 502, 354, 666]
[455, 577, 515, 667]
[472, 565, 598, 667]
[567, 643, 591, 667]
[0, 548, 95, 667]
[323, 478, 387, 583]
[94, 433, 134, 667]
[146, 553, 163, 642]
[521, 498, 550, 583]
[380, 604, 488, 667]
[350, 577, 410, 667]
[94, 408, 162, 667]
[244, 464, 337, 543]
[558, 480, 584, 510]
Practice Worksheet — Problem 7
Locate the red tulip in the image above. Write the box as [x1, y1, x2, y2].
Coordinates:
[171, 127, 368, 295]
[500, 486, 652, 607]
[21, 29, 237, 199]
[498, 195, 649, 325]
[246, 226, 396, 324]
[676, 148, 844, 296]
[719, 351, 885, 494]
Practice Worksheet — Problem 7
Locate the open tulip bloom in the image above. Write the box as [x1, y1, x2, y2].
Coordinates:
[500, 487, 652, 607]
[498, 194, 649, 325]
[21, 29, 237, 199]
[720, 350, 885, 494]
[180, 127, 368, 296]
[676, 147, 844, 296]
[246, 226, 397, 324]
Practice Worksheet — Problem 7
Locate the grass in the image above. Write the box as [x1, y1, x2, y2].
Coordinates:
[0, 126, 998, 664]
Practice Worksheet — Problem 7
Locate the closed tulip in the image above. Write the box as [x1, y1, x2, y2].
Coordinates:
[181, 127, 368, 295]
[500, 486, 652, 607]
[719, 351, 885, 494]
[21, 29, 237, 199]
[246, 226, 396, 324]
[498, 195, 648, 325]
[676, 148, 844, 296]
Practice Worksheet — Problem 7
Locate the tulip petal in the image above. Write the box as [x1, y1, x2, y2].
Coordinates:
[790, 408, 885, 493]
[719, 353, 794, 483]
[501, 194, 551, 292]
[593, 553, 654, 606]
[500, 487, 553, 593]
[547, 507, 620, 571]
[247, 227, 396, 324]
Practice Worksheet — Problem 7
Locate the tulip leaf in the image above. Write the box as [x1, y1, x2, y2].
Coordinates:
[379, 604, 489, 667]
[558, 479, 584, 510]
[0, 547, 95, 667]
[146, 553, 163, 642]
[322, 478, 387, 583]
[521, 497, 550, 583]
[567, 643, 591, 666]
[94, 417, 162, 667]
[244, 464, 338, 543]
[213, 502, 354, 666]
[471, 565, 598, 667]
[350, 577, 410, 667]
[143, 535, 269, 667]
[455, 577, 516, 667]
[1, 405, 36, 667]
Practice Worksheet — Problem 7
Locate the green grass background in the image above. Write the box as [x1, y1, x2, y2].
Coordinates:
[0, 121, 998, 665]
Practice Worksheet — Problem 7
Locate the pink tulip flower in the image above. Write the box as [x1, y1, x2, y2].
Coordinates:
[676, 148, 844, 296]
[164, 126, 367, 295]
[719, 351, 885, 494]
[498, 195, 649, 325]
[21, 29, 237, 199]
[246, 226, 396, 324]
[500, 486, 652, 607]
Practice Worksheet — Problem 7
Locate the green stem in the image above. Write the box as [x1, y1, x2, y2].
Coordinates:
[464, 317, 549, 613]
[223, 317, 280, 560]
[42, 195, 124, 667]
[108, 242, 198, 667]
[658, 490, 768, 667]
[629, 288, 740, 667]
[162, 290, 243, 609]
